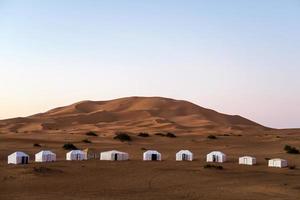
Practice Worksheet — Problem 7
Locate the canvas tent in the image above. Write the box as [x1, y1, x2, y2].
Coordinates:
[143, 150, 161, 161]
[239, 156, 256, 165]
[35, 150, 56, 162]
[66, 150, 87, 161]
[176, 150, 193, 161]
[100, 150, 129, 161]
[8, 151, 29, 164]
[206, 151, 226, 163]
[268, 158, 288, 168]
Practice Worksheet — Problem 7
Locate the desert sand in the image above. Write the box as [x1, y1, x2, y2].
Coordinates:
[0, 97, 299, 200]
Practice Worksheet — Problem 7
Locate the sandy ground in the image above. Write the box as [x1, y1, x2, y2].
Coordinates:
[1, 130, 300, 200]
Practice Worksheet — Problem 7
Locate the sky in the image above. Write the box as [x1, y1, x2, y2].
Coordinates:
[0, 0, 299, 128]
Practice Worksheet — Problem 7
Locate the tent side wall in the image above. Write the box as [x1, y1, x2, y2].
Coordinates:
[7, 155, 17, 164]
[100, 152, 112, 160]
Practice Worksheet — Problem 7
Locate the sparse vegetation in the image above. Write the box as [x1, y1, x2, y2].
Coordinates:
[154, 132, 176, 138]
[207, 135, 217, 139]
[166, 132, 176, 138]
[114, 132, 132, 142]
[141, 147, 147, 151]
[82, 139, 92, 143]
[33, 143, 41, 147]
[284, 145, 300, 154]
[265, 158, 271, 161]
[138, 132, 150, 137]
[86, 131, 98, 136]
[155, 133, 165, 136]
[62, 143, 78, 150]
[203, 164, 223, 170]
[289, 165, 296, 170]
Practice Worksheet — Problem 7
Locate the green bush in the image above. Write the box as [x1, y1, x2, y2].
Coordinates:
[207, 135, 217, 139]
[33, 143, 41, 147]
[154, 132, 176, 138]
[62, 143, 78, 150]
[154, 133, 165, 136]
[86, 131, 98, 136]
[203, 164, 223, 170]
[82, 139, 92, 143]
[166, 132, 176, 138]
[138, 132, 150, 137]
[114, 132, 132, 142]
[289, 165, 296, 170]
[284, 145, 299, 154]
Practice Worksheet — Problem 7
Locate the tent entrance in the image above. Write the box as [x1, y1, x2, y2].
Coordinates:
[151, 154, 157, 161]
[212, 155, 217, 162]
[21, 156, 28, 164]
[114, 154, 118, 161]
[182, 154, 187, 161]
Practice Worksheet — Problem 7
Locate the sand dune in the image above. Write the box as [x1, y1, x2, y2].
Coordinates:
[0, 96, 268, 135]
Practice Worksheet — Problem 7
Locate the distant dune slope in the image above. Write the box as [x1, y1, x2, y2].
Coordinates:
[0, 96, 269, 134]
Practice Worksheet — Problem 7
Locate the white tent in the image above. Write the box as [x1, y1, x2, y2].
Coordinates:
[268, 158, 288, 168]
[239, 156, 256, 165]
[8, 151, 29, 164]
[66, 150, 87, 161]
[143, 150, 161, 161]
[35, 150, 56, 162]
[100, 150, 129, 161]
[206, 151, 226, 163]
[176, 150, 193, 161]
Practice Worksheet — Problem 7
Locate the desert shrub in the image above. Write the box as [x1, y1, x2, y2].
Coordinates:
[33, 143, 41, 147]
[114, 132, 132, 142]
[86, 131, 98, 136]
[289, 165, 296, 170]
[284, 145, 299, 154]
[82, 139, 92, 143]
[166, 132, 176, 138]
[207, 135, 217, 139]
[141, 147, 147, 151]
[264, 158, 271, 161]
[138, 132, 150, 137]
[223, 134, 230, 136]
[155, 133, 165, 137]
[154, 132, 176, 138]
[62, 143, 78, 150]
[203, 164, 223, 170]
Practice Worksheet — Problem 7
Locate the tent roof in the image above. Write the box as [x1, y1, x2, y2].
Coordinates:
[207, 151, 225, 156]
[239, 156, 255, 159]
[36, 150, 55, 156]
[269, 158, 286, 162]
[67, 150, 84, 154]
[101, 150, 128, 154]
[176, 150, 193, 154]
[9, 151, 29, 157]
[144, 150, 160, 154]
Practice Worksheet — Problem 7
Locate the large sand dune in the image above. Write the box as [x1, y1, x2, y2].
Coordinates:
[0, 96, 268, 135]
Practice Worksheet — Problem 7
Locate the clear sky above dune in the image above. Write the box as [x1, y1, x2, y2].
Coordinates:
[0, 0, 299, 128]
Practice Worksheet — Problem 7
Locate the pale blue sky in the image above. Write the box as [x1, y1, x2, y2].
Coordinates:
[0, 0, 299, 128]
